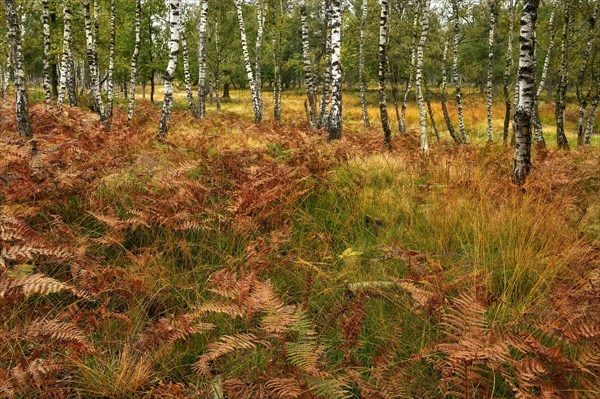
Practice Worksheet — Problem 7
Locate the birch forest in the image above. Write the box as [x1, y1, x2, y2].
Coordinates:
[1, 0, 599, 398]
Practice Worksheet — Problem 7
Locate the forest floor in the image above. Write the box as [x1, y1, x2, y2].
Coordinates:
[1, 91, 599, 398]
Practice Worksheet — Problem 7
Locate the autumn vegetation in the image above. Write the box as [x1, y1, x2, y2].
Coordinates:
[1, 89, 599, 398]
[1, 0, 600, 397]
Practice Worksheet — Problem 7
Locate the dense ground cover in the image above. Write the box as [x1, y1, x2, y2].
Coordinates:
[1, 93, 599, 398]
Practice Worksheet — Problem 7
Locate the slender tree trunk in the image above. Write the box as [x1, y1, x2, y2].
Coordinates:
[179, 21, 196, 115]
[83, 0, 106, 120]
[513, 0, 539, 186]
[197, 0, 208, 119]
[584, 91, 598, 144]
[127, 0, 142, 123]
[400, 4, 420, 135]
[416, 0, 431, 152]
[105, 0, 116, 128]
[502, 0, 516, 144]
[555, 1, 571, 149]
[300, 0, 318, 129]
[532, 2, 556, 149]
[441, 37, 461, 143]
[359, 0, 370, 127]
[451, 0, 466, 143]
[50, 9, 59, 98]
[426, 96, 439, 141]
[378, 0, 392, 144]
[327, 0, 342, 140]
[255, 1, 265, 116]
[235, 0, 261, 122]
[214, 18, 222, 111]
[57, 2, 73, 112]
[486, 0, 498, 144]
[0, 62, 5, 99]
[4, 0, 33, 142]
[42, 0, 52, 108]
[273, 0, 282, 120]
[318, 0, 332, 129]
[156, 0, 180, 139]
[67, 41, 77, 106]
[576, 4, 598, 146]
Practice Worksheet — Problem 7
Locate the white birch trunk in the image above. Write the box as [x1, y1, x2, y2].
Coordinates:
[273, 0, 283, 121]
[156, 0, 180, 139]
[318, 0, 332, 128]
[255, 1, 264, 115]
[127, 0, 142, 123]
[179, 19, 196, 115]
[42, 0, 52, 108]
[513, 0, 539, 186]
[451, 0, 467, 143]
[416, 0, 431, 152]
[197, 0, 208, 119]
[378, 0, 391, 143]
[327, 0, 343, 139]
[4, 0, 33, 141]
[105, 0, 116, 127]
[400, 4, 420, 135]
[214, 17, 222, 111]
[359, 0, 370, 128]
[83, 0, 106, 120]
[301, 0, 317, 129]
[234, 0, 261, 123]
[57, 2, 73, 112]
[486, 0, 498, 144]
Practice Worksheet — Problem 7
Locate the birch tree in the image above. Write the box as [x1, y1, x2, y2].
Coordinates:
[41, 0, 52, 107]
[255, 1, 265, 112]
[4, 0, 33, 141]
[532, 1, 556, 148]
[359, 0, 370, 128]
[301, 0, 318, 129]
[318, 0, 332, 128]
[440, 36, 461, 143]
[83, 0, 105, 120]
[197, 0, 208, 119]
[214, 17, 222, 111]
[379, 0, 391, 144]
[127, 0, 142, 123]
[584, 74, 598, 144]
[400, 4, 420, 135]
[156, 0, 180, 139]
[416, 0, 431, 152]
[327, 0, 343, 140]
[485, 0, 498, 144]
[513, 0, 539, 186]
[273, 0, 283, 121]
[502, 0, 517, 144]
[234, 0, 262, 123]
[576, 3, 598, 146]
[57, 2, 73, 112]
[106, 0, 116, 127]
[179, 18, 196, 115]
[451, 0, 466, 143]
[555, 1, 571, 149]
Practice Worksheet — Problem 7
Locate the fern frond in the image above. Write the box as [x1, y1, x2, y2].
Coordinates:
[265, 377, 303, 399]
[26, 319, 91, 349]
[194, 333, 262, 376]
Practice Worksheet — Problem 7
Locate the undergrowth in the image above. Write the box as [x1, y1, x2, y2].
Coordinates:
[1, 98, 599, 398]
